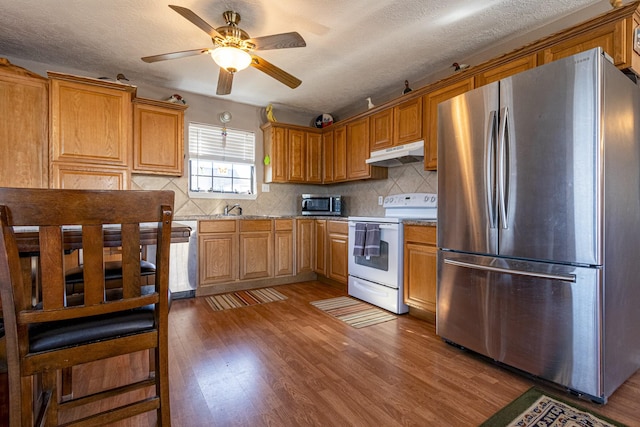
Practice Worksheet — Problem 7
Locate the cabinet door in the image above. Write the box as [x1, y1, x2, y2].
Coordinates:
[404, 226, 437, 312]
[370, 108, 394, 151]
[306, 132, 323, 183]
[264, 125, 288, 183]
[314, 220, 327, 275]
[199, 232, 238, 285]
[52, 163, 129, 189]
[49, 76, 132, 166]
[394, 97, 422, 145]
[0, 66, 48, 188]
[296, 219, 315, 273]
[475, 54, 537, 87]
[541, 19, 627, 67]
[346, 117, 370, 180]
[327, 221, 349, 285]
[333, 126, 347, 182]
[132, 99, 186, 176]
[322, 131, 334, 183]
[424, 78, 474, 170]
[274, 219, 294, 277]
[239, 231, 273, 280]
[288, 128, 305, 182]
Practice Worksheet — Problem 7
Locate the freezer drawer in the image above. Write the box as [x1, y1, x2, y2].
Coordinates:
[437, 251, 603, 399]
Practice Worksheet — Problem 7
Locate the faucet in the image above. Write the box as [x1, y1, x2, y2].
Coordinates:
[224, 203, 242, 216]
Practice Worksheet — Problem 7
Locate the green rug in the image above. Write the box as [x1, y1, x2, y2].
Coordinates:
[480, 387, 626, 426]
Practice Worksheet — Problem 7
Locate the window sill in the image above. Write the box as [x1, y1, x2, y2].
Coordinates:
[188, 192, 258, 200]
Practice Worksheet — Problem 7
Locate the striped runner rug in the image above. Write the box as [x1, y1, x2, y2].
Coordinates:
[310, 296, 397, 328]
[206, 288, 287, 311]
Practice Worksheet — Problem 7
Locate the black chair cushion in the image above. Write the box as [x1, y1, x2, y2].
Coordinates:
[65, 260, 156, 285]
[28, 285, 167, 353]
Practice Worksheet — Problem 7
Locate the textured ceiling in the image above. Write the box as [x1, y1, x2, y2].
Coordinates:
[0, 0, 610, 115]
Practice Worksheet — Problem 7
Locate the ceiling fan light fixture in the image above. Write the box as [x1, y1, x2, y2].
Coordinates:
[211, 47, 252, 73]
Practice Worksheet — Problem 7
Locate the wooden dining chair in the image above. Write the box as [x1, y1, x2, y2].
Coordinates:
[0, 188, 174, 426]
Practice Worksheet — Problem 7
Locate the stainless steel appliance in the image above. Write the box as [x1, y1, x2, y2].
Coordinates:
[348, 193, 437, 314]
[436, 48, 640, 403]
[301, 194, 343, 216]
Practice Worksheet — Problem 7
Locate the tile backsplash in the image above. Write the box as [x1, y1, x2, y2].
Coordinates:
[132, 163, 436, 219]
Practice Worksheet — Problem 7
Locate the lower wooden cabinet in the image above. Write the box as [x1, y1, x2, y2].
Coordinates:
[314, 220, 327, 275]
[327, 220, 349, 284]
[296, 218, 315, 273]
[239, 220, 273, 280]
[198, 220, 238, 287]
[403, 225, 437, 313]
[274, 219, 294, 277]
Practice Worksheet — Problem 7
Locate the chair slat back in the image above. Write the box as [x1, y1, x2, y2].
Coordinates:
[0, 188, 174, 326]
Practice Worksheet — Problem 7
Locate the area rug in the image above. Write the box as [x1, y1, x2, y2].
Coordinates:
[480, 387, 626, 427]
[205, 288, 287, 311]
[310, 296, 396, 328]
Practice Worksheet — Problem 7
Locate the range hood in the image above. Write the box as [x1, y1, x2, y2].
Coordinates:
[365, 140, 424, 167]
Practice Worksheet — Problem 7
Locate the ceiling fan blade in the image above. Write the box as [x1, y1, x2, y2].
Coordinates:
[169, 5, 225, 40]
[141, 48, 211, 63]
[248, 32, 306, 50]
[217, 69, 234, 95]
[250, 55, 301, 89]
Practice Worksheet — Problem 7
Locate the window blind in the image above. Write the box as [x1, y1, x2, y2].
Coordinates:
[189, 122, 255, 162]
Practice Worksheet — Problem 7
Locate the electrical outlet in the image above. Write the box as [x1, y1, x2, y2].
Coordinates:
[378, 196, 383, 205]
[262, 184, 270, 192]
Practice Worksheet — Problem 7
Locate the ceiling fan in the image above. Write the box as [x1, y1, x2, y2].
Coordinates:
[142, 5, 306, 95]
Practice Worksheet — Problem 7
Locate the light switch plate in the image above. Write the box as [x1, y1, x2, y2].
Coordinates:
[378, 196, 383, 205]
[262, 184, 270, 192]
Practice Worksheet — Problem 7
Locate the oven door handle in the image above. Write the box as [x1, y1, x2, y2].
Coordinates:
[348, 223, 397, 230]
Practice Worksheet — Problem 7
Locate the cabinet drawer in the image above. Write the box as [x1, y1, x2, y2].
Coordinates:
[404, 225, 436, 243]
[275, 219, 293, 231]
[327, 220, 348, 235]
[199, 220, 237, 234]
[240, 219, 272, 232]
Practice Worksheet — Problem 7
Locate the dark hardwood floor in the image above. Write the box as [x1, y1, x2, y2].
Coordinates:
[18, 281, 640, 425]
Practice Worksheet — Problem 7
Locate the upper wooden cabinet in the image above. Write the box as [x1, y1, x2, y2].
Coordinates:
[394, 97, 423, 146]
[49, 72, 133, 167]
[306, 131, 323, 183]
[346, 117, 387, 181]
[540, 18, 632, 68]
[333, 125, 348, 182]
[263, 123, 322, 184]
[369, 108, 394, 151]
[0, 59, 48, 188]
[264, 124, 288, 183]
[322, 130, 335, 183]
[132, 98, 187, 176]
[475, 54, 538, 87]
[424, 78, 475, 170]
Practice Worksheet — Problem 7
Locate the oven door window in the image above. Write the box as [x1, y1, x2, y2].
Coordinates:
[354, 241, 389, 271]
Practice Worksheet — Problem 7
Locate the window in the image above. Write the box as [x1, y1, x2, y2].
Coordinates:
[188, 122, 256, 199]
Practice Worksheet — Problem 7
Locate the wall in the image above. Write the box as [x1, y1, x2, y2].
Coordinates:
[4, 55, 435, 219]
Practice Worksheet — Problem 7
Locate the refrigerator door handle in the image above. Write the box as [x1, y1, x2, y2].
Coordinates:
[485, 110, 497, 229]
[498, 106, 509, 229]
[443, 258, 577, 282]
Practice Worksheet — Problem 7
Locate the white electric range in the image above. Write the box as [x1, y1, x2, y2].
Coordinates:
[348, 193, 437, 314]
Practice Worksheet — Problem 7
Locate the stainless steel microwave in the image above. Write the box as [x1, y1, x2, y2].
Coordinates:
[301, 194, 343, 216]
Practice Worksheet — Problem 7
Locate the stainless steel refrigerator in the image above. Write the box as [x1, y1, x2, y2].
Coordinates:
[436, 48, 640, 403]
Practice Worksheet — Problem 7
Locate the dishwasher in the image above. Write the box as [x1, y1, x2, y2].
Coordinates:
[146, 220, 198, 298]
